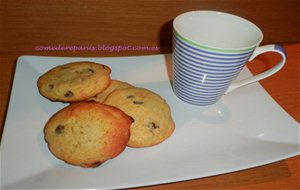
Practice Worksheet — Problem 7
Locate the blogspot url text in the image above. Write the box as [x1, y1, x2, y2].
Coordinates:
[35, 44, 160, 52]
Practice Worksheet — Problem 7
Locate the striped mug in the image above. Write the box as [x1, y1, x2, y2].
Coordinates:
[172, 11, 286, 106]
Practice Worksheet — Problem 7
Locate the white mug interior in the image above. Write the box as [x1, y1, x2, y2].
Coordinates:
[173, 11, 263, 50]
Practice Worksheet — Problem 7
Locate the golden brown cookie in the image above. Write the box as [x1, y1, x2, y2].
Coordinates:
[37, 61, 111, 102]
[44, 102, 132, 168]
[104, 87, 175, 148]
[89, 80, 133, 103]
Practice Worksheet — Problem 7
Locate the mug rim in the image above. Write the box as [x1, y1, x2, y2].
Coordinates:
[173, 10, 264, 53]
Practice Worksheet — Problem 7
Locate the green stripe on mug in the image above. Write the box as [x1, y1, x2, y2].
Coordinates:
[174, 30, 254, 53]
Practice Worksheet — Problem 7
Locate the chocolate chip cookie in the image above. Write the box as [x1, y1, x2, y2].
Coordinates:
[44, 102, 133, 168]
[104, 87, 175, 148]
[37, 61, 111, 102]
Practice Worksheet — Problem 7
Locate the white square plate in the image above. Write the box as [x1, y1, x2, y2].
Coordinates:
[1, 54, 299, 189]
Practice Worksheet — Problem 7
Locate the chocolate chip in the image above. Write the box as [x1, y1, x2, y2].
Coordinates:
[64, 90, 74, 97]
[75, 70, 84, 74]
[49, 84, 54, 89]
[127, 95, 134, 99]
[130, 117, 135, 122]
[89, 161, 102, 168]
[147, 122, 160, 130]
[133, 101, 143, 105]
[55, 125, 65, 134]
[88, 68, 94, 73]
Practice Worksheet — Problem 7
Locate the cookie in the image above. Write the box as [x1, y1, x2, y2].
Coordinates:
[37, 61, 111, 102]
[89, 80, 134, 103]
[104, 87, 175, 148]
[44, 102, 132, 168]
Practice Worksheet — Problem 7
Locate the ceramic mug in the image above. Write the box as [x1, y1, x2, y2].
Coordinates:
[172, 11, 286, 106]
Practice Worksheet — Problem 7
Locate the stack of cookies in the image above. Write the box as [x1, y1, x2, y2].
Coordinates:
[38, 61, 175, 168]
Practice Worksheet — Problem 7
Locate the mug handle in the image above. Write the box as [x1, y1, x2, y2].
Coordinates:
[225, 44, 286, 94]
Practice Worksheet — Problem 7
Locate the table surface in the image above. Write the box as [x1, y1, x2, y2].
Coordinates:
[0, 43, 299, 190]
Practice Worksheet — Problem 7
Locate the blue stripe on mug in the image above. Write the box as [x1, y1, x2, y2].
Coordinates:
[174, 91, 219, 103]
[173, 40, 251, 62]
[173, 67, 232, 90]
[173, 64, 237, 88]
[172, 48, 245, 105]
[174, 44, 250, 65]
[174, 75, 229, 95]
[175, 44, 251, 66]
[174, 88, 222, 102]
[173, 36, 254, 61]
[173, 52, 244, 73]
[173, 70, 234, 87]
[174, 50, 245, 73]
[173, 87, 215, 102]
[173, 62, 240, 88]
[173, 86, 220, 106]
[174, 85, 225, 101]
[173, 70, 240, 96]
[173, 53, 243, 76]
[174, 76, 229, 93]
[173, 65, 235, 87]
[173, 33, 255, 56]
